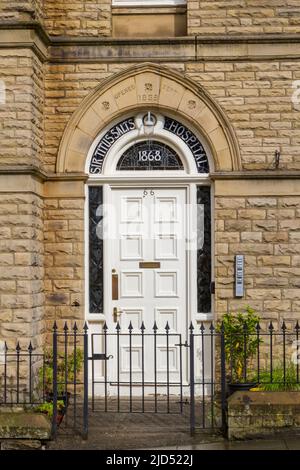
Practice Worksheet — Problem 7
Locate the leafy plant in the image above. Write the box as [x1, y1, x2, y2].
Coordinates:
[39, 349, 84, 396]
[217, 307, 261, 383]
[251, 362, 300, 391]
[35, 400, 65, 418]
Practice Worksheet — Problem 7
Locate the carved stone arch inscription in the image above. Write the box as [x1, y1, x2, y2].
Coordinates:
[56, 64, 241, 173]
[89, 115, 210, 174]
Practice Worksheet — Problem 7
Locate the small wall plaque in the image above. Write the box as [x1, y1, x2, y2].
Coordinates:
[139, 262, 161, 269]
[235, 255, 244, 297]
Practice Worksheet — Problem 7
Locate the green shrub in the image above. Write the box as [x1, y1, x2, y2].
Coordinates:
[217, 307, 261, 383]
[39, 349, 83, 396]
[35, 400, 64, 418]
[254, 362, 300, 391]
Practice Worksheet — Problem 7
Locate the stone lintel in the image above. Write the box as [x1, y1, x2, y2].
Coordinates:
[0, 174, 44, 196]
[215, 178, 300, 197]
[44, 180, 85, 198]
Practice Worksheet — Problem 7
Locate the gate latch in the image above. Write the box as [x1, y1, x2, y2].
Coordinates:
[89, 353, 113, 361]
[174, 341, 189, 348]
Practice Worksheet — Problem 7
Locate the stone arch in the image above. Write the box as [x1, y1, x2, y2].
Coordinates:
[56, 63, 241, 174]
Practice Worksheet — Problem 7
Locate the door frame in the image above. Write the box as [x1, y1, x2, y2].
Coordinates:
[85, 176, 213, 325]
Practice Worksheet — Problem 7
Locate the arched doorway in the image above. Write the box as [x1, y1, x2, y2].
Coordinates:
[55, 63, 241, 399]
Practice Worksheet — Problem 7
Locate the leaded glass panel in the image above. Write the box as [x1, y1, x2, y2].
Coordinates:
[197, 186, 211, 313]
[116, 140, 184, 171]
[89, 186, 103, 313]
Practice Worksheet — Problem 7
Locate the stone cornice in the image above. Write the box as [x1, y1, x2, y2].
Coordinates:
[210, 171, 300, 180]
[1, 22, 300, 62]
[0, 166, 88, 182]
[0, 166, 299, 181]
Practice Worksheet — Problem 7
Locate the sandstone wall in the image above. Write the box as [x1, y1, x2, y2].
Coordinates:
[0, 188, 44, 348]
[0, 49, 44, 169]
[44, 60, 300, 172]
[44, 193, 85, 329]
[44, 0, 111, 37]
[187, 0, 300, 36]
[0, 0, 44, 21]
[215, 192, 300, 326]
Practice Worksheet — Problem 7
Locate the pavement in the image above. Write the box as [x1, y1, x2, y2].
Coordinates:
[149, 435, 300, 450]
[48, 402, 300, 450]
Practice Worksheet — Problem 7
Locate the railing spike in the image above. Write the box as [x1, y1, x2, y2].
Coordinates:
[116, 321, 121, 331]
[16, 342, 21, 352]
[63, 322, 68, 332]
[189, 322, 194, 331]
[153, 321, 158, 331]
[73, 322, 78, 332]
[209, 322, 215, 332]
[140, 321, 145, 331]
[103, 321, 108, 331]
[53, 321, 57, 332]
[200, 322, 205, 332]
[165, 321, 170, 331]
[28, 341, 33, 353]
[296, 320, 300, 332]
[83, 322, 88, 333]
[269, 321, 274, 331]
[282, 321, 287, 331]
[128, 321, 133, 331]
[256, 322, 261, 331]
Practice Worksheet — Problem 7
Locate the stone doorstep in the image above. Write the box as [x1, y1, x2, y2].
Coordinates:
[0, 412, 51, 440]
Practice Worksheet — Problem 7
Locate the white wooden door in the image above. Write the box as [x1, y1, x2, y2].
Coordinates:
[107, 187, 187, 395]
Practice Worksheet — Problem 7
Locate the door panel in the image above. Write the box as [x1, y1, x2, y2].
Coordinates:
[108, 187, 187, 395]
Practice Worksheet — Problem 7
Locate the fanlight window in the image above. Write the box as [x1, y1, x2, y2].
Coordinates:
[116, 140, 184, 171]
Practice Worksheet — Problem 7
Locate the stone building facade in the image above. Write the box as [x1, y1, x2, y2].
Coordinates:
[0, 1, 300, 355]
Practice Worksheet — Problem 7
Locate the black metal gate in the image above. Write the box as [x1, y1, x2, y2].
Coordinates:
[3, 320, 300, 441]
[50, 321, 227, 439]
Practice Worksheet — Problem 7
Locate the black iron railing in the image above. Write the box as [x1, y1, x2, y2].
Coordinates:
[0, 341, 45, 405]
[51, 321, 89, 439]
[1, 320, 300, 439]
[224, 321, 300, 391]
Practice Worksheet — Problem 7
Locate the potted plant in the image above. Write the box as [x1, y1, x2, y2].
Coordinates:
[218, 307, 261, 395]
[39, 348, 83, 405]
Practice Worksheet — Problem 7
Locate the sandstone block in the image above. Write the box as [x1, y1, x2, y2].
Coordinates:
[257, 256, 290, 267]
